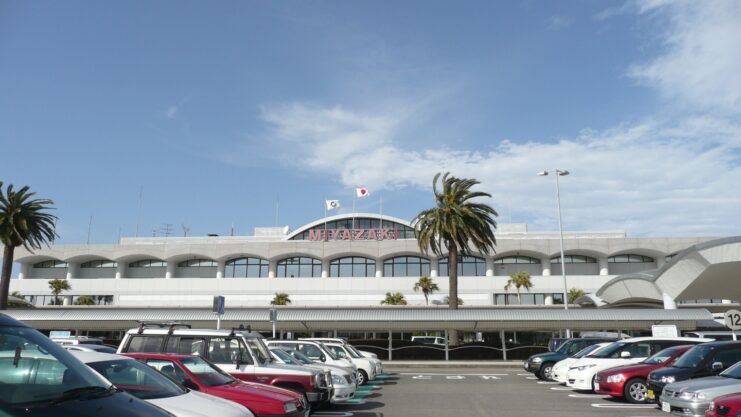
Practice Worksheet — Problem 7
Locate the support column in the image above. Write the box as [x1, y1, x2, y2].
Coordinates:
[656, 256, 666, 269]
[662, 292, 677, 310]
[485, 257, 494, 277]
[544, 295, 554, 305]
[388, 330, 393, 361]
[216, 260, 226, 279]
[541, 258, 551, 276]
[598, 257, 609, 275]
[500, 329, 507, 360]
[165, 261, 176, 279]
[268, 260, 277, 278]
[115, 262, 126, 279]
[321, 259, 329, 278]
[430, 257, 438, 278]
[66, 262, 78, 280]
[18, 263, 29, 280]
[375, 259, 384, 277]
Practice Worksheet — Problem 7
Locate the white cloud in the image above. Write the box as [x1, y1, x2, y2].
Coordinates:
[628, 0, 741, 114]
[165, 106, 179, 119]
[547, 15, 573, 31]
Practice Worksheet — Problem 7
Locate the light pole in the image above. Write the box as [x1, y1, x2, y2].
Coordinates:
[538, 169, 571, 338]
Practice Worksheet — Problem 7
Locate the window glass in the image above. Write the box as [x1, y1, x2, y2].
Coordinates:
[622, 342, 651, 358]
[644, 347, 683, 365]
[177, 259, 217, 267]
[245, 338, 272, 364]
[125, 335, 164, 353]
[179, 357, 236, 387]
[550, 255, 597, 264]
[81, 260, 117, 268]
[439, 256, 486, 277]
[383, 256, 430, 277]
[164, 337, 206, 356]
[33, 260, 68, 268]
[714, 349, 741, 368]
[207, 338, 252, 365]
[145, 359, 189, 383]
[277, 257, 321, 278]
[87, 359, 185, 400]
[129, 259, 167, 268]
[225, 257, 269, 278]
[329, 257, 375, 277]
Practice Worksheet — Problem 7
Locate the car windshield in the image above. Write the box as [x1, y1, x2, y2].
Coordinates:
[720, 362, 741, 379]
[573, 344, 602, 358]
[338, 345, 360, 358]
[0, 325, 110, 407]
[673, 345, 715, 368]
[87, 359, 185, 400]
[588, 342, 623, 358]
[245, 337, 272, 364]
[347, 345, 364, 357]
[316, 343, 339, 360]
[288, 350, 315, 365]
[644, 347, 684, 365]
[180, 357, 237, 387]
[271, 349, 303, 365]
[555, 340, 575, 354]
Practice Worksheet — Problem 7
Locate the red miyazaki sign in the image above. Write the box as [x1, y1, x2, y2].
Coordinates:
[308, 228, 398, 241]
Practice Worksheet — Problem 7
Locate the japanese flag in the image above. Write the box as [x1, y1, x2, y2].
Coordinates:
[325, 200, 341, 210]
[356, 187, 370, 198]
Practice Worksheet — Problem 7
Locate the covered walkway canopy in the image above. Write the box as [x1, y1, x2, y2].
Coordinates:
[4, 306, 713, 332]
[593, 237, 741, 307]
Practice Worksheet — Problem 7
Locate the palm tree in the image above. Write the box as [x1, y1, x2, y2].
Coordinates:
[48, 278, 71, 306]
[414, 172, 497, 344]
[270, 292, 291, 306]
[10, 291, 23, 299]
[413, 276, 439, 305]
[504, 271, 533, 304]
[380, 292, 407, 305]
[568, 288, 586, 304]
[442, 296, 464, 306]
[74, 295, 96, 306]
[0, 182, 58, 310]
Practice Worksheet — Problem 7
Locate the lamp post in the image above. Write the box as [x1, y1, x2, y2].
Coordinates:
[538, 169, 571, 338]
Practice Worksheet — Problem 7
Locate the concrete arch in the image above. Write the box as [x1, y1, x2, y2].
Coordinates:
[492, 250, 548, 261]
[17, 254, 64, 264]
[547, 249, 607, 260]
[381, 252, 432, 263]
[326, 253, 380, 263]
[113, 254, 167, 263]
[606, 248, 666, 260]
[218, 253, 269, 263]
[64, 254, 115, 263]
[164, 253, 216, 264]
[270, 253, 323, 263]
[286, 213, 412, 240]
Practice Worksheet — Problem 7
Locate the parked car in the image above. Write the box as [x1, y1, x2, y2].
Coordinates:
[71, 351, 254, 417]
[64, 343, 118, 353]
[265, 340, 356, 371]
[549, 337, 569, 352]
[525, 337, 618, 380]
[552, 342, 612, 384]
[707, 392, 741, 417]
[270, 348, 357, 404]
[301, 338, 384, 377]
[0, 313, 176, 417]
[50, 335, 105, 346]
[411, 336, 446, 346]
[280, 348, 359, 388]
[594, 344, 693, 403]
[318, 341, 378, 386]
[659, 360, 741, 416]
[647, 341, 741, 402]
[300, 337, 379, 359]
[565, 337, 711, 391]
[117, 324, 332, 406]
[125, 352, 309, 417]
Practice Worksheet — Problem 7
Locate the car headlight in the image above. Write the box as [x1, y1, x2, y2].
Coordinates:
[532, 357, 543, 363]
[606, 374, 625, 383]
[708, 401, 715, 411]
[571, 364, 597, 372]
[661, 376, 676, 384]
[332, 374, 346, 385]
[678, 391, 706, 401]
[283, 401, 298, 413]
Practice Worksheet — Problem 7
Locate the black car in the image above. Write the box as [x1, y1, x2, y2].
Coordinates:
[646, 341, 741, 402]
[0, 313, 175, 417]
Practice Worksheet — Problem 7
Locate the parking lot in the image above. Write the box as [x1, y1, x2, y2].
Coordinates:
[314, 368, 669, 417]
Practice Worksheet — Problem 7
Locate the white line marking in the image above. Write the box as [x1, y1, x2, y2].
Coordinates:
[568, 394, 610, 399]
[591, 404, 658, 409]
[516, 373, 531, 376]
[550, 387, 575, 391]
[526, 376, 538, 379]
[399, 373, 508, 376]
[536, 381, 559, 384]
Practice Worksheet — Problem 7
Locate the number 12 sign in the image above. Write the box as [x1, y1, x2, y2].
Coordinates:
[724, 309, 741, 331]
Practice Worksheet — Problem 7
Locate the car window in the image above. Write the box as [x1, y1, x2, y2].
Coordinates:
[164, 337, 206, 356]
[714, 349, 741, 368]
[208, 337, 252, 365]
[623, 342, 651, 358]
[244, 338, 272, 364]
[87, 359, 185, 400]
[325, 345, 347, 359]
[125, 335, 165, 353]
[145, 359, 190, 383]
[568, 342, 587, 355]
[299, 343, 324, 360]
[674, 345, 715, 368]
[288, 350, 315, 365]
[179, 357, 236, 387]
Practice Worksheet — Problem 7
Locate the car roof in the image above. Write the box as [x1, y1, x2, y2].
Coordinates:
[123, 352, 195, 360]
[126, 327, 263, 338]
[0, 313, 30, 328]
[692, 340, 741, 347]
[68, 350, 130, 363]
[618, 336, 714, 343]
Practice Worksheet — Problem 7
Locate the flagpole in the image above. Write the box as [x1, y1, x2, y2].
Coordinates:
[379, 195, 383, 230]
[323, 197, 328, 242]
[352, 189, 356, 230]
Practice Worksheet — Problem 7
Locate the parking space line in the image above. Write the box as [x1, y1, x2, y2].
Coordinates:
[591, 404, 658, 409]
[568, 393, 610, 399]
[550, 387, 575, 391]
[398, 373, 508, 376]
[536, 381, 559, 384]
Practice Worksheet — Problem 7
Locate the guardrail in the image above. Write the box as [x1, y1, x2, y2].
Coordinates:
[353, 342, 547, 361]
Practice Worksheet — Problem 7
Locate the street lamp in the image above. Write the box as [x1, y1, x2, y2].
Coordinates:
[538, 169, 571, 338]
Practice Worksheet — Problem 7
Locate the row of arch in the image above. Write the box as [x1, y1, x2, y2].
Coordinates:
[26, 253, 659, 279]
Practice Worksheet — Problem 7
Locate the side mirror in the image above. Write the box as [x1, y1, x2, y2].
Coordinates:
[320, 354, 326, 362]
[712, 362, 723, 371]
[620, 351, 631, 359]
[182, 378, 199, 391]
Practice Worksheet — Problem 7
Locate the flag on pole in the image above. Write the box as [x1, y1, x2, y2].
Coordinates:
[356, 187, 370, 198]
[325, 200, 341, 210]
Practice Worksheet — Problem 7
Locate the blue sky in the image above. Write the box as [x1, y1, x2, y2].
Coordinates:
[2, 0, 741, 246]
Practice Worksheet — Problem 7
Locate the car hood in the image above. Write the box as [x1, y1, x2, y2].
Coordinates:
[600, 362, 659, 376]
[650, 366, 696, 380]
[667, 376, 741, 394]
[149, 391, 251, 417]
[263, 362, 318, 376]
[570, 357, 642, 370]
[529, 352, 566, 362]
[713, 392, 741, 407]
[305, 363, 351, 377]
[210, 380, 300, 403]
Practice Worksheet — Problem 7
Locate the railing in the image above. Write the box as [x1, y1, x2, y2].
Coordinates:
[353, 341, 547, 361]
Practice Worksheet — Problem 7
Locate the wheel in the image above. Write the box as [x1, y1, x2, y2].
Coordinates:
[357, 369, 369, 386]
[537, 362, 554, 380]
[624, 378, 649, 404]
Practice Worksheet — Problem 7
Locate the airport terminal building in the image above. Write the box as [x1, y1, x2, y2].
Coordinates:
[8, 213, 731, 309]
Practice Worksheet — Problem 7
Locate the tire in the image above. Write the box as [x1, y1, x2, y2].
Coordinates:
[624, 378, 649, 404]
[537, 362, 555, 381]
[357, 369, 369, 386]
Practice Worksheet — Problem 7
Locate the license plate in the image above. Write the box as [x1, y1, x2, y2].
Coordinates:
[662, 401, 670, 413]
[647, 389, 654, 400]
[594, 383, 600, 391]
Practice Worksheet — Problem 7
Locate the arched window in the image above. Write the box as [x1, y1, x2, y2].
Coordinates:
[438, 256, 486, 277]
[493, 255, 542, 276]
[607, 255, 654, 263]
[277, 257, 321, 278]
[290, 217, 416, 240]
[550, 255, 597, 264]
[550, 255, 598, 275]
[608, 254, 657, 274]
[81, 260, 117, 268]
[33, 260, 68, 268]
[177, 259, 217, 267]
[383, 256, 430, 277]
[329, 257, 376, 277]
[129, 259, 167, 268]
[225, 257, 269, 278]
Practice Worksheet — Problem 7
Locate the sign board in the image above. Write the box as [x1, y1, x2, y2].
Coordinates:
[725, 309, 741, 331]
[212, 296, 225, 315]
[308, 228, 399, 241]
[269, 308, 278, 322]
[651, 324, 678, 338]
[49, 330, 71, 339]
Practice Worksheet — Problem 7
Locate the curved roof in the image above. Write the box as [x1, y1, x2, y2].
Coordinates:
[594, 236, 741, 306]
[285, 213, 413, 240]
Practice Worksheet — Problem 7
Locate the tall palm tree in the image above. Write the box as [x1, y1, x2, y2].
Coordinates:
[270, 292, 291, 306]
[414, 172, 497, 343]
[74, 295, 96, 306]
[568, 288, 586, 304]
[48, 278, 71, 305]
[413, 276, 439, 305]
[504, 271, 533, 304]
[442, 296, 464, 306]
[380, 292, 407, 305]
[0, 182, 58, 310]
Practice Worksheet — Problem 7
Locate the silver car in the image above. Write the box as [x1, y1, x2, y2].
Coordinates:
[659, 361, 741, 416]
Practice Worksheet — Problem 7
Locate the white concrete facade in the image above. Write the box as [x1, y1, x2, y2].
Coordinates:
[8, 213, 718, 308]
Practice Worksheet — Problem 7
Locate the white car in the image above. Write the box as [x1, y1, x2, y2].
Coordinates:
[565, 337, 711, 391]
[552, 342, 611, 384]
[70, 351, 254, 417]
[270, 348, 357, 404]
[303, 338, 384, 376]
[321, 342, 378, 386]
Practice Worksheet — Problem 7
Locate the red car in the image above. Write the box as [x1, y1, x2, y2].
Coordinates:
[124, 353, 309, 417]
[594, 344, 692, 404]
[707, 392, 741, 417]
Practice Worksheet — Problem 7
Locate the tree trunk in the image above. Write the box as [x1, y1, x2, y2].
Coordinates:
[0, 245, 15, 310]
[448, 244, 459, 346]
[517, 288, 522, 305]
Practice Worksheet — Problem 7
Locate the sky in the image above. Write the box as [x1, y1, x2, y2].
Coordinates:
[1, 0, 741, 247]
